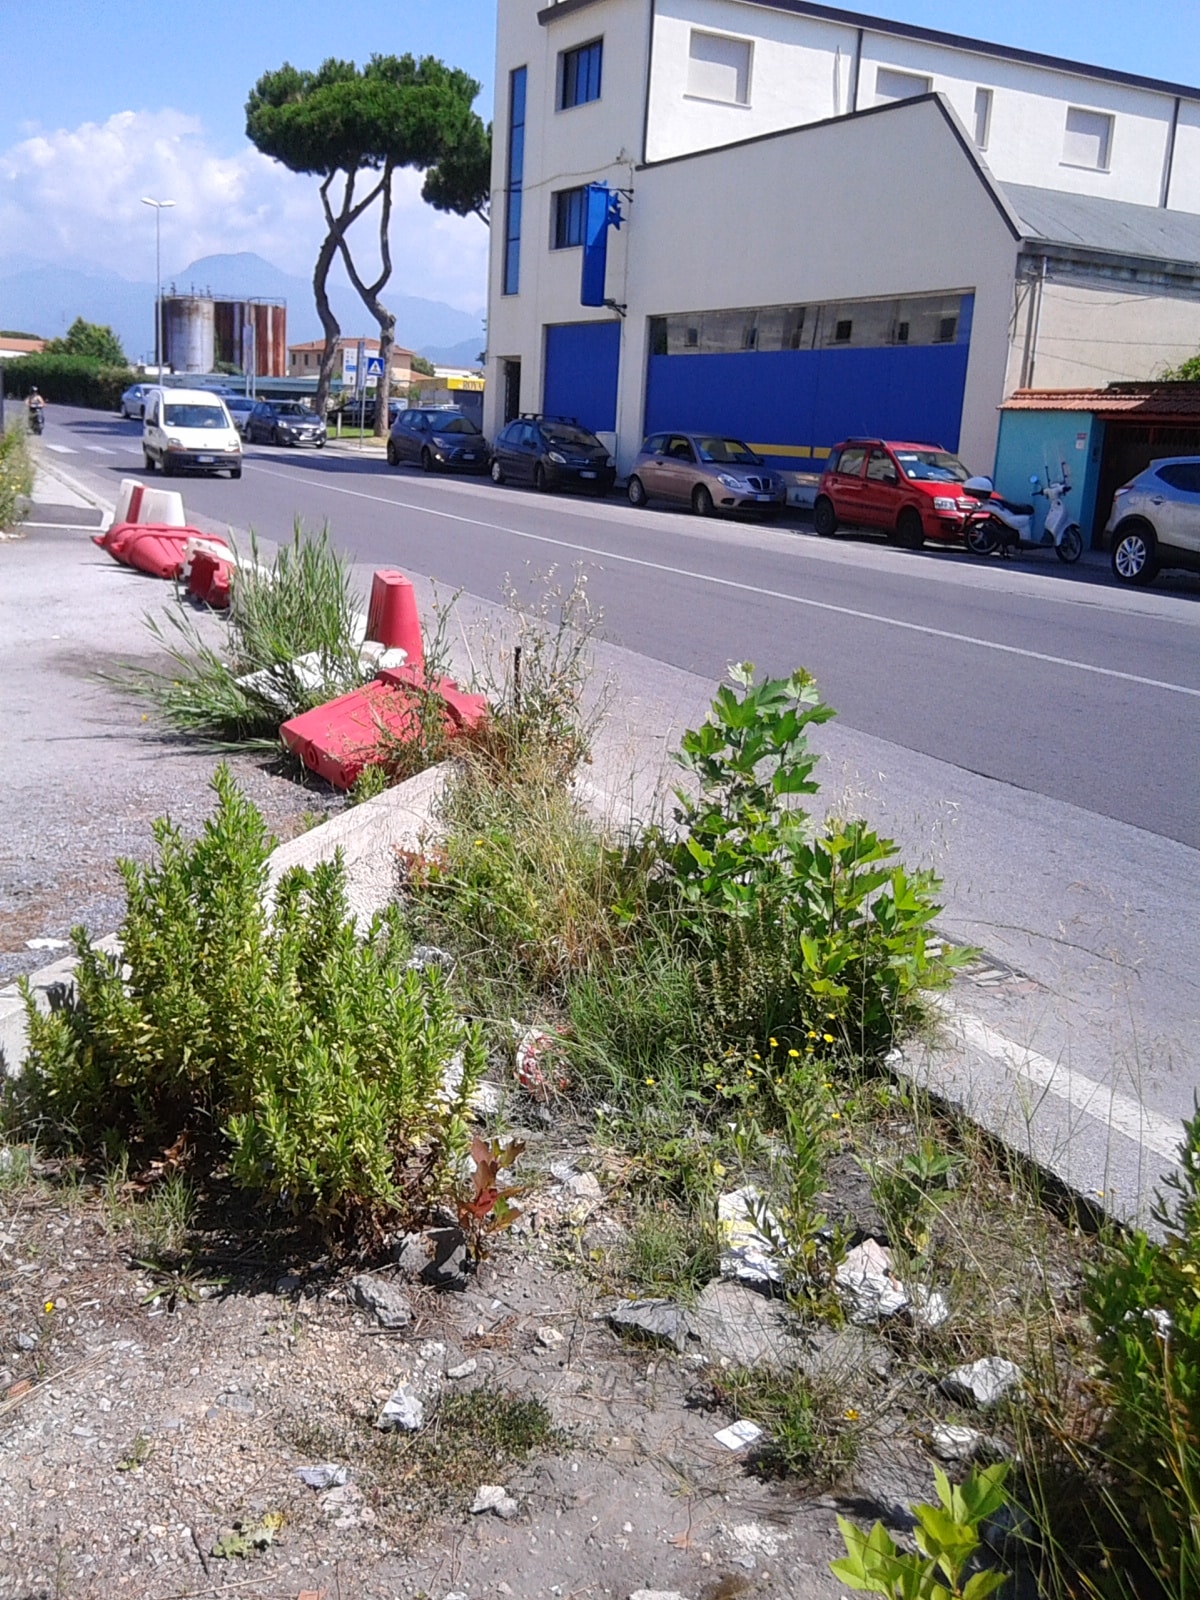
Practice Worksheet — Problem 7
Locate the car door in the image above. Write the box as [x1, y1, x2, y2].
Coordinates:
[517, 422, 542, 481]
[1153, 462, 1200, 555]
[862, 447, 902, 530]
[659, 435, 698, 502]
[827, 445, 868, 524]
[637, 435, 669, 496]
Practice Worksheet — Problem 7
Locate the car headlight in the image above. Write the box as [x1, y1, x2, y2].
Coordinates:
[717, 473, 747, 491]
[605, 456, 615, 468]
[933, 496, 957, 511]
[548, 451, 566, 464]
[166, 437, 183, 448]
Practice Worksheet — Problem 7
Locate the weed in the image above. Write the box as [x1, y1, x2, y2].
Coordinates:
[116, 1433, 153, 1473]
[710, 1365, 862, 1484]
[624, 1201, 720, 1300]
[349, 762, 390, 805]
[128, 1174, 196, 1263]
[0, 421, 34, 532]
[0, 1141, 37, 1191]
[869, 1135, 964, 1252]
[17, 765, 481, 1241]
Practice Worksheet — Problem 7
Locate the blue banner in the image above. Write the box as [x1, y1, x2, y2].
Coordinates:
[581, 185, 623, 307]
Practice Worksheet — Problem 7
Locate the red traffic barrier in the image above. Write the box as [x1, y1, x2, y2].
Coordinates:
[366, 570, 424, 673]
[187, 548, 233, 609]
[94, 521, 228, 581]
[379, 664, 488, 730]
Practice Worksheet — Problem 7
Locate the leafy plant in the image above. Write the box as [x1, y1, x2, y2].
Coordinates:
[712, 1364, 862, 1483]
[0, 419, 34, 532]
[17, 766, 479, 1238]
[457, 1133, 526, 1254]
[832, 1462, 1011, 1600]
[871, 1137, 964, 1251]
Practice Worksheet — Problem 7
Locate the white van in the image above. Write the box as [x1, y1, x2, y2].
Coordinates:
[142, 388, 242, 479]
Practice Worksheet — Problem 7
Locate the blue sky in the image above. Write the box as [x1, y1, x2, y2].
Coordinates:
[0, 0, 1196, 315]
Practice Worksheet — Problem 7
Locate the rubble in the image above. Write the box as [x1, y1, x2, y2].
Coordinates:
[606, 1298, 691, 1352]
[377, 1382, 425, 1432]
[471, 1484, 519, 1519]
[942, 1356, 1024, 1409]
[835, 1240, 909, 1323]
[349, 1273, 412, 1329]
[717, 1187, 783, 1288]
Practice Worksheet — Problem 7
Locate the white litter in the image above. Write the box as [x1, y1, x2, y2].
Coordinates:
[714, 1418, 764, 1451]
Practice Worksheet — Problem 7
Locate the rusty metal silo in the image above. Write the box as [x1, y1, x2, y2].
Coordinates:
[162, 296, 215, 373]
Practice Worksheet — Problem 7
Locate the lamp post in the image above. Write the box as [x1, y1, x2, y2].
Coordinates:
[141, 197, 175, 372]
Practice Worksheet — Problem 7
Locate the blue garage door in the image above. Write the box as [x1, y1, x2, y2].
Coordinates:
[543, 321, 621, 433]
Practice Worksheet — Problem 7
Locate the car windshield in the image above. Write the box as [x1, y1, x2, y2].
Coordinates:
[894, 449, 969, 483]
[275, 403, 313, 417]
[164, 404, 226, 429]
[545, 425, 599, 449]
[430, 415, 480, 435]
[696, 437, 760, 465]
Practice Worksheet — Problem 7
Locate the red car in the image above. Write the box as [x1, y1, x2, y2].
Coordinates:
[814, 438, 976, 549]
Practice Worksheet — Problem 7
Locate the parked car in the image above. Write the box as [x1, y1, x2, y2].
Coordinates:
[627, 432, 785, 517]
[333, 396, 402, 429]
[1106, 457, 1200, 586]
[489, 415, 615, 495]
[224, 395, 256, 436]
[245, 399, 327, 448]
[120, 383, 151, 420]
[141, 387, 242, 478]
[814, 439, 974, 548]
[387, 407, 489, 472]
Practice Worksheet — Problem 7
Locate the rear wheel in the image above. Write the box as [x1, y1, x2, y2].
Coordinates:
[490, 459, 505, 484]
[965, 516, 999, 556]
[386, 440, 398, 466]
[813, 496, 838, 537]
[533, 463, 548, 493]
[1056, 524, 1083, 564]
[1111, 521, 1159, 586]
[143, 451, 156, 473]
[420, 446, 436, 473]
[897, 508, 925, 550]
[628, 475, 648, 507]
[692, 484, 714, 517]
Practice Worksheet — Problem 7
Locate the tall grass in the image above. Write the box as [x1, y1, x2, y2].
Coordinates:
[0, 420, 34, 531]
[135, 522, 364, 744]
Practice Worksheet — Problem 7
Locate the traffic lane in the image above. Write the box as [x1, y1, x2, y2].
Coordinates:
[217, 457, 1199, 846]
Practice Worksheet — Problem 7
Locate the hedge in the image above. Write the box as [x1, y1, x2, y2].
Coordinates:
[1, 354, 134, 411]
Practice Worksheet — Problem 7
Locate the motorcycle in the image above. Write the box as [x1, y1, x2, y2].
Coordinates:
[27, 404, 45, 436]
[962, 468, 1083, 564]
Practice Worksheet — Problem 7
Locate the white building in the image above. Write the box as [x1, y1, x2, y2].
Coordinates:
[484, 0, 1200, 514]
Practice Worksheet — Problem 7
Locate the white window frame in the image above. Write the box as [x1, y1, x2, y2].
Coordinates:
[973, 87, 993, 151]
[1061, 105, 1114, 172]
[685, 29, 753, 107]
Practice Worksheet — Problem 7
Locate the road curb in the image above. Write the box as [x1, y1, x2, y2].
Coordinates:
[33, 450, 117, 518]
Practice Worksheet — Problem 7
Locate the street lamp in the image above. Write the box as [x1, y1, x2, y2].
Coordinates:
[141, 197, 175, 372]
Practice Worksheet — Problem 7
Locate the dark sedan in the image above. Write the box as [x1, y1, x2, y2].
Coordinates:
[245, 400, 327, 448]
[489, 415, 615, 495]
[387, 407, 489, 473]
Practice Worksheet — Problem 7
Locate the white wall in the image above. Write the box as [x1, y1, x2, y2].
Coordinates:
[645, 0, 1187, 209]
[1026, 271, 1200, 387]
[1168, 101, 1200, 214]
[622, 96, 1020, 473]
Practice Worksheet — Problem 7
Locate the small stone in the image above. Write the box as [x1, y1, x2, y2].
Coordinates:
[392, 1226, 470, 1291]
[275, 1273, 302, 1296]
[942, 1356, 1023, 1409]
[377, 1382, 424, 1432]
[447, 1358, 478, 1380]
[607, 1298, 690, 1353]
[929, 1424, 983, 1463]
[471, 1483, 519, 1519]
[910, 1285, 951, 1329]
[216, 1392, 255, 1416]
[537, 1325, 564, 1349]
[295, 1463, 350, 1490]
[14, 1332, 37, 1352]
[408, 944, 456, 975]
[628, 1591, 692, 1600]
[835, 1240, 909, 1324]
[349, 1273, 413, 1329]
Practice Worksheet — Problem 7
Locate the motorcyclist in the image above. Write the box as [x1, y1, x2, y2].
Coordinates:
[25, 386, 45, 415]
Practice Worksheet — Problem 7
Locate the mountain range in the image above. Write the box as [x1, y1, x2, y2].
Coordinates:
[0, 251, 486, 368]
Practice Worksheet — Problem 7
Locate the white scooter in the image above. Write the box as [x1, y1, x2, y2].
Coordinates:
[962, 468, 1083, 564]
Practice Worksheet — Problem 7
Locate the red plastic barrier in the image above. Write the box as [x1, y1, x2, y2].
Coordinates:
[379, 664, 488, 729]
[93, 521, 227, 580]
[187, 548, 233, 609]
[366, 570, 424, 672]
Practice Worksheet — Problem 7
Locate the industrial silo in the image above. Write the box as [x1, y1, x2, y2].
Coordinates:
[162, 296, 215, 373]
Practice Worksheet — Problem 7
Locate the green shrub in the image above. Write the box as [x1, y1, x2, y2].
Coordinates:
[1078, 1103, 1200, 1596]
[714, 1364, 863, 1483]
[44, 317, 127, 365]
[1, 352, 133, 409]
[135, 523, 366, 743]
[16, 766, 479, 1237]
[0, 421, 34, 531]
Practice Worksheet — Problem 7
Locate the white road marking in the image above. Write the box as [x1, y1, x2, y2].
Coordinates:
[247, 462, 1200, 701]
[935, 1000, 1183, 1161]
[83, 444, 115, 454]
[43, 443, 76, 454]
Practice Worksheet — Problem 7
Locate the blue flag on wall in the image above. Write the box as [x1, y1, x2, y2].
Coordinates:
[581, 184, 624, 307]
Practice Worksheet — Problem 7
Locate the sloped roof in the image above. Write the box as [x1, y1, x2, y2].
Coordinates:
[1002, 183, 1200, 268]
[1004, 383, 1200, 418]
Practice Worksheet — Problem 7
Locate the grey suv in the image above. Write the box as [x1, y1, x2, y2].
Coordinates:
[1107, 457, 1200, 585]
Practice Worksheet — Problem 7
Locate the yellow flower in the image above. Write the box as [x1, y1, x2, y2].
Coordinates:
[844, 1407, 860, 1421]
[807, 1030, 818, 1039]
[44, 1300, 54, 1315]
[474, 837, 484, 846]
[823, 1033, 835, 1044]
[769, 1037, 779, 1048]
[831, 1111, 841, 1120]
[788, 1049, 800, 1059]
[713, 1161, 727, 1178]
[644, 1076, 656, 1087]
[716, 1082, 725, 1092]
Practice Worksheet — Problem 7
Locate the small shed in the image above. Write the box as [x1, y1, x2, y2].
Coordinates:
[997, 383, 1200, 547]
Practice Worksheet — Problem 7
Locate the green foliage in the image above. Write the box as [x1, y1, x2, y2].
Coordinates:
[832, 1463, 1011, 1600]
[624, 1200, 720, 1299]
[1161, 356, 1200, 382]
[713, 1365, 862, 1483]
[17, 766, 477, 1236]
[135, 522, 365, 743]
[411, 353, 437, 377]
[0, 420, 34, 532]
[1079, 1101, 1200, 1594]
[662, 663, 957, 1058]
[871, 1136, 964, 1251]
[1, 352, 132, 409]
[44, 316, 126, 365]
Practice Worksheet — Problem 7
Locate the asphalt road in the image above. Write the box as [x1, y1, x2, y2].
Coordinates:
[29, 404, 1200, 1217]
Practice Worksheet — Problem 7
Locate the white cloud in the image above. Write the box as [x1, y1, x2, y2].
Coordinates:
[0, 108, 488, 313]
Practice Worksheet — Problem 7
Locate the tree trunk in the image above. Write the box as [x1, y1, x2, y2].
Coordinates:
[336, 160, 399, 439]
[312, 226, 341, 421]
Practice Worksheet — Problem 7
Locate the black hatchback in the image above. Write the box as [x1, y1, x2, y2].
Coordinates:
[245, 400, 327, 447]
[490, 416, 615, 496]
[387, 407, 489, 473]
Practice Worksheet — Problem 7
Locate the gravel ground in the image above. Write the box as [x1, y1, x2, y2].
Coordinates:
[0, 475, 340, 985]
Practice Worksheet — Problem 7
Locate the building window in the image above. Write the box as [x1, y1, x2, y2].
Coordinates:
[560, 39, 602, 109]
[687, 30, 752, 105]
[936, 315, 958, 343]
[503, 66, 527, 295]
[552, 187, 588, 249]
[875, 67, 932, 103]
[647, 292, 967, 357]
[834, 319, 854, 343]
[973, 87, 993, 150]
[1062, 106, 1113, 169]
